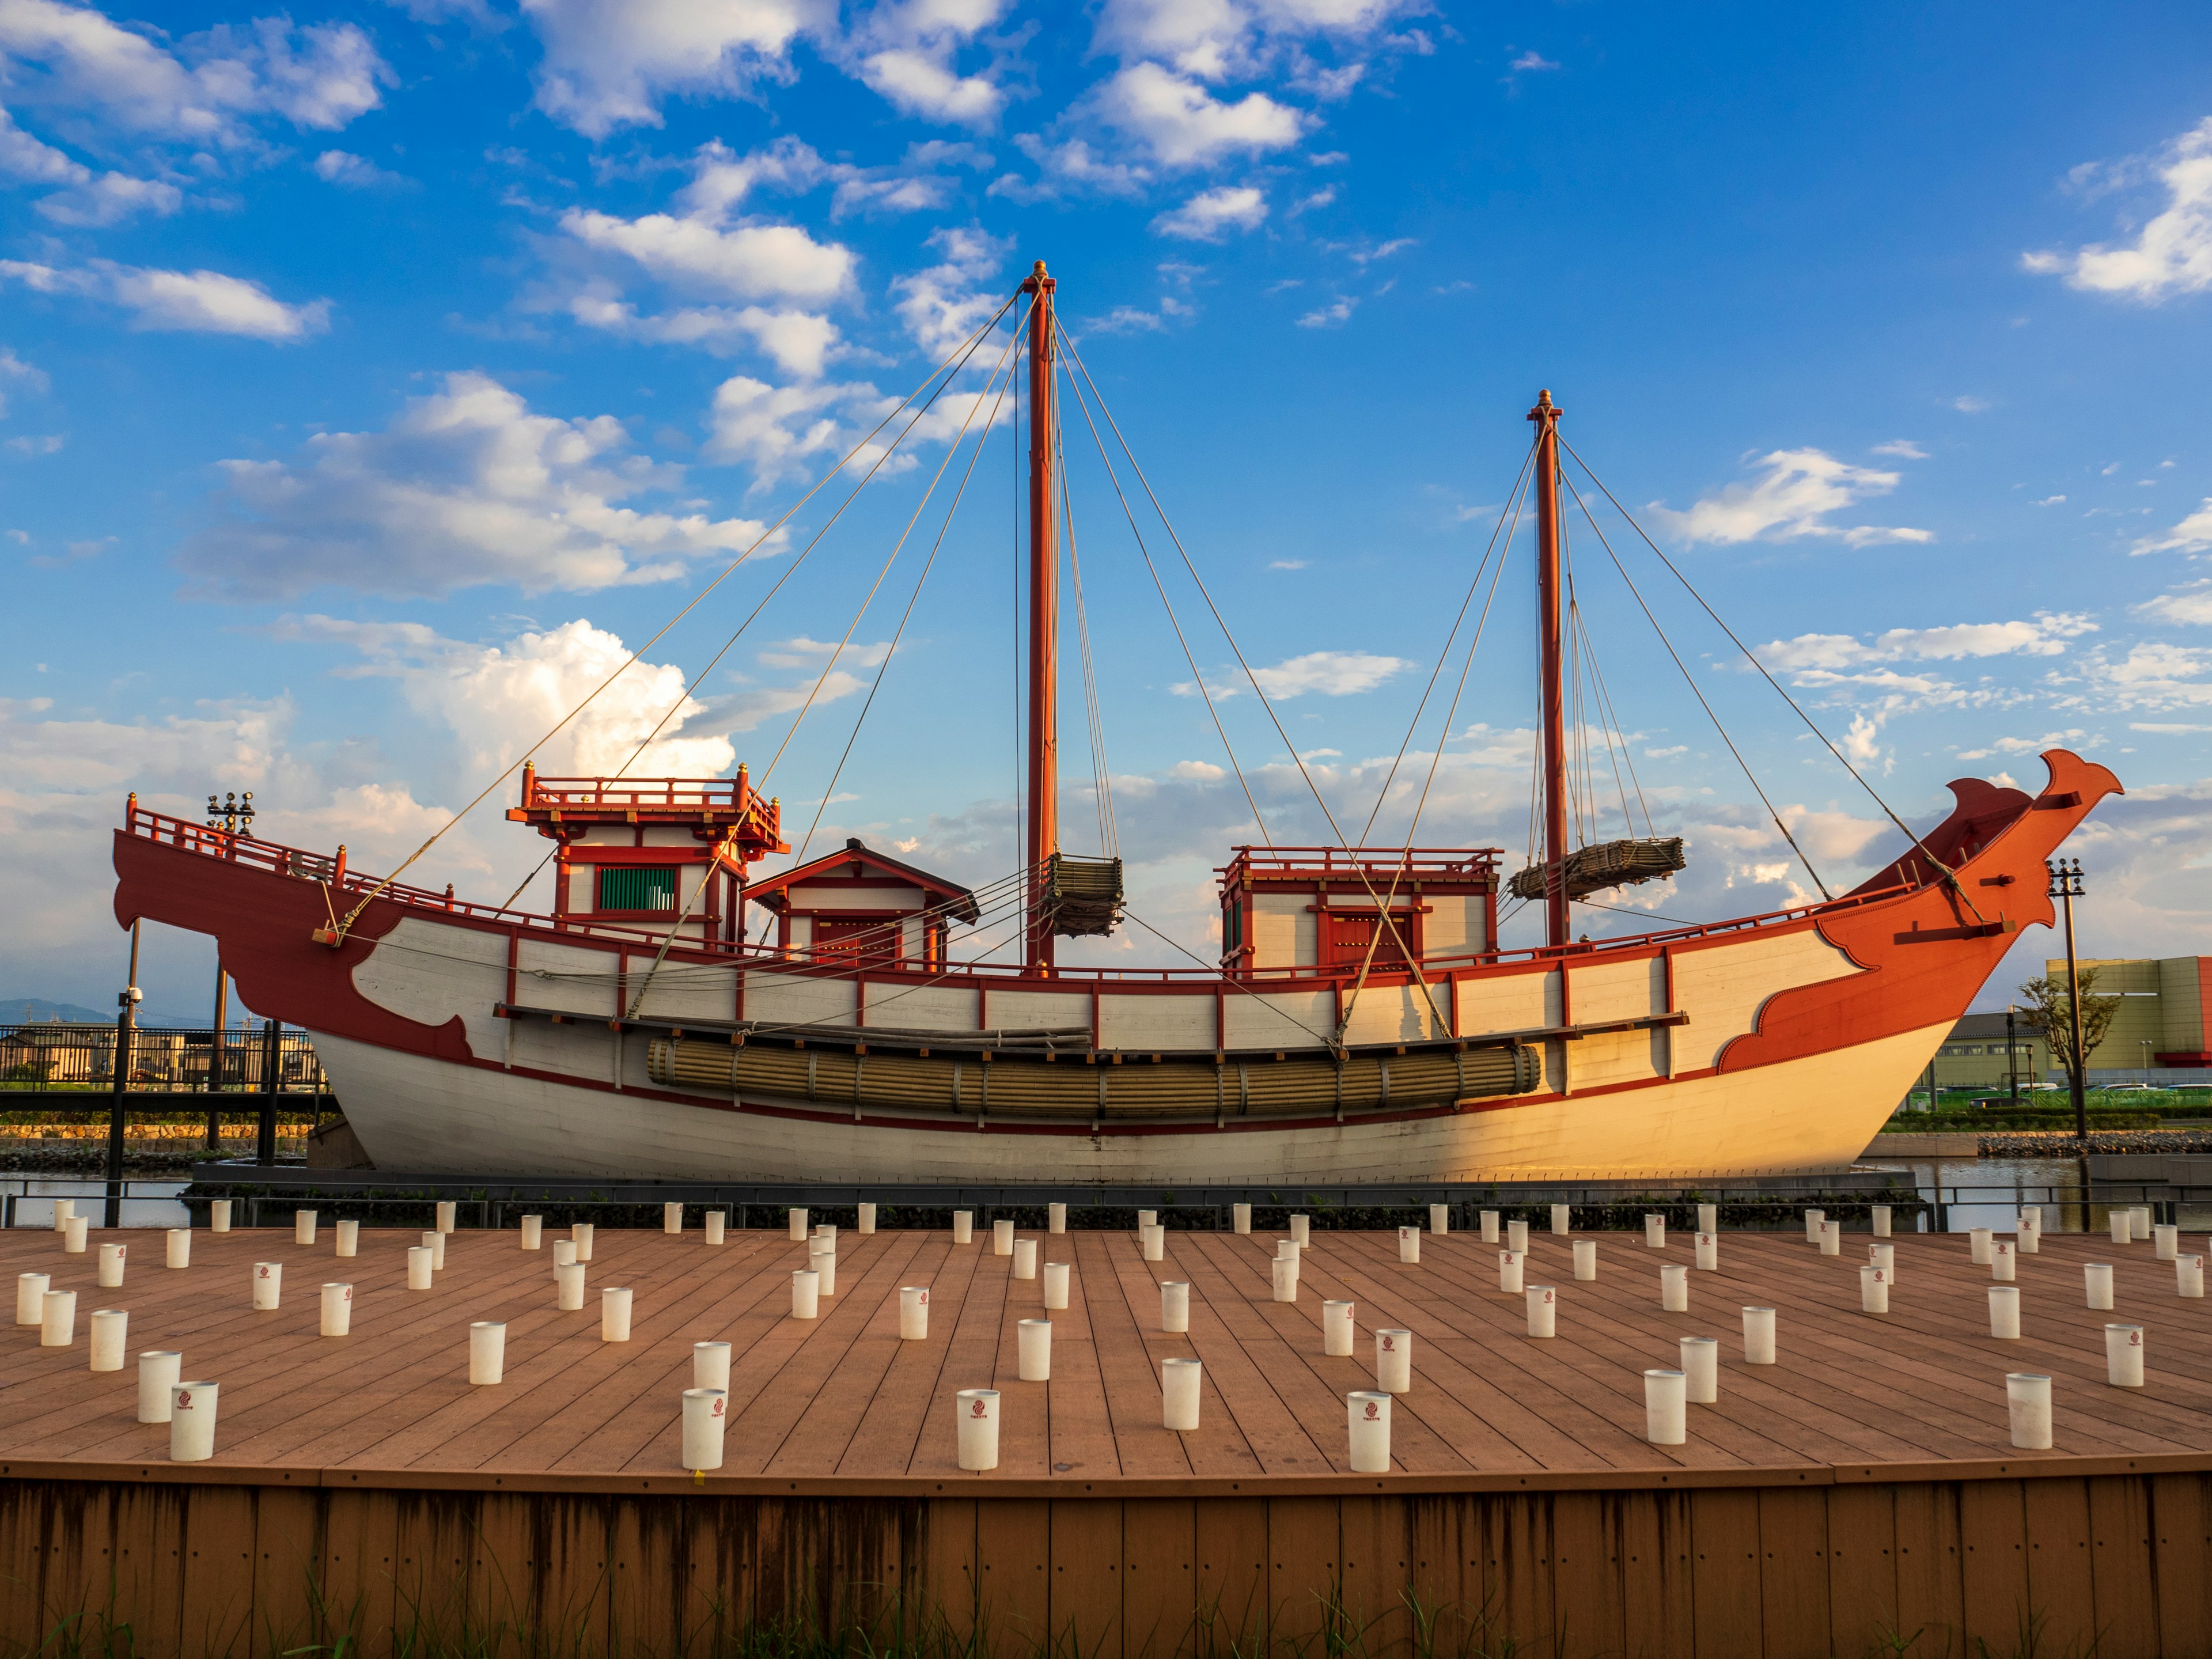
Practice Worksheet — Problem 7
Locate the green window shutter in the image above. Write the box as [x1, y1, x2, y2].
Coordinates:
[599, 867, 676, 911]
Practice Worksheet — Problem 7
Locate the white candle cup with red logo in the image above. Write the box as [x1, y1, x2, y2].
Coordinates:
[1161, 1282, 1190, 1333]
[294, 1210, 318, 1247]
[1323, 1300, 1354, 1357]
[1805, 1209, 1826, 1244]
[169, 1381, 219, 1461]
[956, 1388, 999, 1470]
[1552, 1203, 1572, 1236]
[1271, 1256, 1298, 1303]
[2106, 1323, 2146, 1388]
[693, 1340, 731, 1390]
[1645, 1215, 1666, 1249]
[1575, 1240, 1599, 1281]
[2156, 1224, 2179, 1261]
[15, 1272, 47, 1327]
[2133, 1206, 2153, 1242]
[51, 1198, 74, 1233]
[1698, 1203, 1718, 1234]
[1137, 1209, 1157, 1232]
[1819, 1220, 1841, 1257]
[1526, 1285, 1557, 1339]
[1142, 1225, 1165, 1263]
[1429, 1203, 1449, 1236]
[1290, 1215, 1311, 1248]
[1017, 1319, 1052, 1382]
[2108, 1212, 2130, 1245]
[682, 1387, 729, 1471]
[552, 1240, 577, 1273]
[2014, 1208, 2037, 1252]
[320, 1282, 353, 1336]
[1163, 1357, 1201, 1431]
[1375, 1328, 1411, 1393]
[664, 1202, 683, 1236]
[1347, 1391, 1391, 1473]
[573, 1222, 594, 1262]
[2085, 1263, 2114, 1309]
[89, 1309, 127, 1372]
[1046, 1202, 1065, 1234]
[165, 1229, 191, 1270]
[952, 1210, 973, 1245]
[705, 1211, 726, 1245]
[808, 1241, 836, 1297]
[97, 1243, 125, 1289]
[1872, 1204, 1893, 1238]
[994, 1218, 1016, 1256]
[1743, 1306, 1777, 1365]
[1043, 1262, 1070, 1310]
[1506, 1219, 1529, 1254]
[1680, 1336, 1718, 1404]
[1694, 1233, 1718, 1272]
[422, 1230, 446, 1271]
[1397, 1226, 1421, 1265]
[138, 1351, 181, 1422]
[1860, 1266, 1889, 1315]
[1991, 1241, 2015, 1282]
[1499, 1251, 1524, 1294]
[601, 1286, 633, 1342]
[1232, 1203, 1251, 1234]
[251, 1262, 282, 1310]
[900, 1285, 929, 1339]
[64, 1215, 88, 1254]
[1480, 1210, 1500, 1244]
[1870, 1242, 1896, 1282]
[468, 1321, 505, 1385]
[858, 1202, 877, 1235]
[2180, 1255, 2205, 1298]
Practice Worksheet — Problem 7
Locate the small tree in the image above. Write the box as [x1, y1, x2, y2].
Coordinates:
[2018, 968, 2123, 1094]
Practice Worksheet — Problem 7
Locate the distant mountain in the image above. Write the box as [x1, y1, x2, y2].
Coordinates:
[1, 997, 218, 1028]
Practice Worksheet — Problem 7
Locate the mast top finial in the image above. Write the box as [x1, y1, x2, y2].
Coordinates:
[1528, 387, 1562, 423]
[1538, 388, 1552, 405]
[1033, 259, 1048, 276]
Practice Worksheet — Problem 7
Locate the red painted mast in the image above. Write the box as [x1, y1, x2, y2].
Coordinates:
[1529, 389, 1569, 950]
[1022, 260, 1059, 974]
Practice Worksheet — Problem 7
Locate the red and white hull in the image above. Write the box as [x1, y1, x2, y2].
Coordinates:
[112, 752, 2119, 1184]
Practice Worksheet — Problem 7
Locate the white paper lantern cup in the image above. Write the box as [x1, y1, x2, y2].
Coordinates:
[1680, 1337, 1718, 1404]
[899, 1285, 930, 1339]
[1552, 1203, 1573, 1236]
[2085, 1264, 2115, 1310]
[165, 1230, 191, 1270]
[556, 1262, 586, 1312]
[1043, 1262, 1070, 1310]
[1375, 1328, 1412, 1393]
[952, 1210, 974, 1245]
[1161, 1281, 1190, 1333]
[1859, 1265, 1889, 1315]
[956, 1387, 1000, 1469]
[2106, 1323, 2146, 1388]
[1275, 1238, 1298, 1262]
[789, 1207, 809, 1242]
[38, 1289, 76, 1347]
[808, 1244, 837, 1297]
[1430, 1203, 1449, 1235]
[1644, 1369, 1687, 1445]
[1660, 1265, 1689, 1313]
[97, 1243, 126, 1289]
[682, 1387, 729, 1471]
[573, 1222, 594, 1263]
[407, 1247, 434, 1291]
[1506, 1219, 1529, 1254]
[1499, 1251, 1525, 1294]
[1138, 1209, 1157, 1231]
[706, 1211, 726, 1245]
[2133, 1206, 2153, 1242]
[1804, 1209, 1825, 1244]
[1397, 1226, 1421, 1264]
[521, 1215, 543, 1250]
[664, 1202, 684, 1236]
[1232, 1202, 1251, 1234]
[791, 1269, 820, 1320]
[89, 1309, 127, 1372]
[1991, 1241, 2016, 1282]
[1697, 1203, 1718, 1234]
[1163, 1357, 1202, 1431]
[169, 1381, 219, 1462]
[600, 1286, 634, 1342]
[1271, 1257, 1298, 1303]
[1989, 1286, 2022, 1339]
[1871, 1242, 1896, 1283]
[1526, 1285, 1557, 1339]
[320, 1282, 354, 1337]
[422, 1230, 446, 1271]
[294, 1209, 318, 1247]
[1742, 1306, 1777, 1365]
[1347, 1391, 1391, 1473]
[1013, 1239, 1038, 1281]
[64, 1215, 88, 1254]
[694, 1340, 732, 1390]
[1017, 1318, 1052, 1382]
[1970, 1228, 1994, 1264]
[1290, 1215, 1310, 1247]
[552, 1240, 577, 1271]
[2109, 1212, 2130, 1246]
[15, 1272, 47, 1327]
[210, 1199, 232, 1233]
[1645, 1215, 1666, 1249]
[2181, 1255, 2206, 1299]
[1819, 1221, 1840, 1257]
[858, 1202, 877, 1235]
[1142, 1225, 1165, 1263]
[435, 1200, 456, 1234]
[1872, 1205, 1892, 1238]
[1694, 1233, 1718, 1272]
[1323, 1300, 1355, 1357]
[994, 1218, 1016, 1257]
[2006, 1373, 2053, 1449]
[2156, 1224, 2179, 1262]
[335, 1219, 359, 1259]
[1480, 1210, 1500, 1244]
[2016, 1210, 2040, 1253]
[469, 1321, 505, 1385]
[251, 1262, 282, 1311]
[51, 1197, 74, 1232]
[1574, 1240, 1599, 1282]
[138, 1351, 181, 1422]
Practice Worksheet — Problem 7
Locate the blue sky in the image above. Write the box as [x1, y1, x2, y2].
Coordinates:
[4, 0, 2211, 1017]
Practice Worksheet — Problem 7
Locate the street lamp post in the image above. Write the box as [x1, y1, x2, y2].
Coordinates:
[203, 792, 254, 1150]
[2006, 1003, 2020, 1102]
[2048, 857, 2089, 1141]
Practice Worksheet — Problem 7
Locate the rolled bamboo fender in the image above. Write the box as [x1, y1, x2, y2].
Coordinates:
[1163, 1358, 1201, 1431]
[1347, 1392, 1390, 1473]
[251, 1262, 281, 1311]
[89, 1309, 127, 1372]
[320, 1283, 353, 1336]
[39, 1290, 76, 1348]
[1043, 1263, 1070, 1310]
[1017, 1319, 1052, 1382]
[957, 1388, 999, 1470]
[165, 1230, 190, 1270]
[694, 1340, 732, 1390]
[1323, 1300, 1354, 1357]
[97, 1243, 125, 1289]
[683, 1388, 729, 1471]
[899, 1286, 929, 1339]
[469, 1322, 505, 1384]
[2006, 1373, 2052, 1449]
[138, 1351, 180, 1422]
[169, 1381, 218, 1462]
[1375, 1328, 1412, 1393]
[335, 1219, 359, 1259]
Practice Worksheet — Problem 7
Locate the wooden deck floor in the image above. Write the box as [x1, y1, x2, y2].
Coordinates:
[5, 1222, 2210, 1492]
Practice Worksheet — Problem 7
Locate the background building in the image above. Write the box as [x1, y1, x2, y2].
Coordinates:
[1918, 956, 2212, 1096]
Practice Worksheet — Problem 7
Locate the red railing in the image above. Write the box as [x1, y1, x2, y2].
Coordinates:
[1220, 846, 1503, 882]
[521, 775, 747, 813]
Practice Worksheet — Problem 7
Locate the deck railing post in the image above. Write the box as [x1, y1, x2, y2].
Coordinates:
[255, 1020, 279, 1165]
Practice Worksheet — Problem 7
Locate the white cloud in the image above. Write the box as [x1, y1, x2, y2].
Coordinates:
[2032, 494, 2066, 506]
[1179, 648, 1412, 699]
[2138, 583, 2212, 626]
[517, 0, 826, 138]
[703, 374, 871, 484]
[1955, 729, 2091, 761]
[891, 224, 1010, 356]
[0, 105, 179, 223]
[1647, 448, 1931, 547]
[2075, 642, 2212, 710]
[1753, 612, 2097, 672]
[1092, 0, 1421, 85]
[2023, 117, 2212, 301]
[313, 149, 407, 188]
[1296, 295, 1354, 327]
[1093, 63, 1304, 168]
[0, 347, 47, 419]
[1870, 439, 1926, 459]
[1950, 395, 1991, 413]
[180, 372, 773, 599]
[1152, 184, 1267, 240]
[565, 286, 838, 377]
[996, 135, 1151, 200]
[853, 46, 1003, 128]
[0, 259, 329, 340]
[2134, 498, 2212, 556]
[558, 207, 853, 303]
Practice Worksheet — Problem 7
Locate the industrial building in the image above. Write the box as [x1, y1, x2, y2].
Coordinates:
[1924, 955, 2212, 1092]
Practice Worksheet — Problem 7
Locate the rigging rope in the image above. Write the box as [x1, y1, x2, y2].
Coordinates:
[1055, 369, 1119, 860]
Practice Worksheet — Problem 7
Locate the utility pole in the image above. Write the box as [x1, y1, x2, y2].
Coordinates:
[104, 921, 142, 1228]
[2048, 857, 2089, 1141]
[2006, 1003, 2020, 1102]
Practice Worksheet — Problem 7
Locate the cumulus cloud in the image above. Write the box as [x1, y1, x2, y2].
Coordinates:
[1092, 0, 1422, 85]
[891, 224, 1010, 355]
[1177, 649, 1412, 700]
[179, 372, 774, 599]
[1093, 63, 1304, 168]
[2023, 117, 2212, 302]
[517, 0, 825, 138]
[0, 347, 47, 419]
[0, 107, 179, 224]
[0, 259, 329, 339]
[313, 149, 408, 188]
[1647, 448, 1931, 547]
[558, 207, 853, 304]
[2138, 583, 2212, 626]
[565, 285, 839, 377]
[843, 0, 1012, 129]
[1870, 439, 1926, 459]
[1752, 612, 2098, 672]
[2135, 498, 2212, 556]
[1152, 183, 1267, 240]
[2074, 642, 2212, 710]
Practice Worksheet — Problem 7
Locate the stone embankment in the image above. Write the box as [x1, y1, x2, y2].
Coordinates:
[1978, 1128, 2212, 1157]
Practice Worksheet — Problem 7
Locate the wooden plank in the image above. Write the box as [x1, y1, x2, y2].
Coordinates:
[1821, 1484, 1897, 1659]
[247, 1486, 324, 1656]
[316, 1486, 400, 1652]
[975, 1497, 1051, 1651]
[1890, 1480, 1964, 1659]
[2021, 1476, 2096, 1659]
[1957, 1479, 2030, 1659]
[2086, 1473, 2161, 1659]
[2149, 1471, 2211, 1659]
[1756, 1486, 1831, 1659]
[1620, 1488, 1695, 1659]
[1548, 1490, 1623, 1659]
[176, 1485, 258, 1659]
[1266, 1495, 1339, 1652]
[1474, 1493, 1555, 1658]
[1047, 1498, 1122, 1657]
[1687, 1487, 1763, 1659]
[922, 1497, 979, 1645]
[1194, 1497, 1268, 1655]
[1120, 1497, 1195, 1659]
[1337, 1494, 1411, 1656]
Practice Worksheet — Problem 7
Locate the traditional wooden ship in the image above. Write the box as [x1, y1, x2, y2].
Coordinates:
[111, 266, 2119, 1181]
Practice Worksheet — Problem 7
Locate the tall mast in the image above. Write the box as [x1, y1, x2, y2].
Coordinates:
[1022, 260, 1059, 974]
[1529, 389, 1569, 950]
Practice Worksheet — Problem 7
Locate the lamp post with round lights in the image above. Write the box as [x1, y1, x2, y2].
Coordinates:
[2047, 857, 2089, 1141]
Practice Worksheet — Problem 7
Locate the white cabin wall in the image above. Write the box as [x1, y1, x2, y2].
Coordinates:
[1252, 894, 1317, 968]
[1422, 896, 1486, 958]
[1224, 988, 1334, 1049]
[744, 969, 856, 1027]
[792, 882, 926, 910]
[1099, 993, 1214, 1052]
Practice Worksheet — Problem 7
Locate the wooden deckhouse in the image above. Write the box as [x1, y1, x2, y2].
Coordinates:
[741, 839, 979, 968]
[1218, 847, 1501, 976]
[505, 763, 787, 945]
